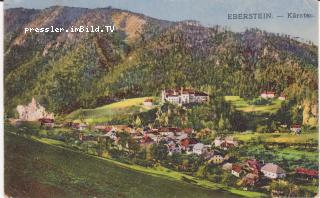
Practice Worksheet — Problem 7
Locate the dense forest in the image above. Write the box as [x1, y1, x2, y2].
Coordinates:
[4, 6, 318, 127]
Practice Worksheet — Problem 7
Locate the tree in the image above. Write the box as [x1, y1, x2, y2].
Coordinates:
[218, 117, 225, 130]
[128, 138, 140, 155]
[151, 141, 168, 161]
[195, 164, 208, 178]
[134, 116, 142, 127]
[118, 132, 131, 150]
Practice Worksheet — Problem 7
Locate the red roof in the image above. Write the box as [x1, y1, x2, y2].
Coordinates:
[296, 167, 318, 176]
[103, 126, 113, 133]
[246, 159, 261, 172]
[165, 89, 207, 96]
[221, 141, 235, 148]
[232, 164, 242, 173]
[291, 124, 301, 128]
[183, 128, 193, 134]
[39, 118, 54, 123]
[180, 138, 190, 147]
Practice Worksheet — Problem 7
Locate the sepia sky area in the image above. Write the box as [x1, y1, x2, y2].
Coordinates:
[5, 0, 318, 43]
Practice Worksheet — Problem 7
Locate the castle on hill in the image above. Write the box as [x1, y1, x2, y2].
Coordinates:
[161, 88, 209, 105]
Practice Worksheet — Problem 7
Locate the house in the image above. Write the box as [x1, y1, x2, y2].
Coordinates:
[278, 94, 286, 101]
[192, 143, 207, 155]
[261, 163, 286, 179]
[39, 118, 55, 128]
[290, 124, 302, 134]
[179, 138, 190, 151]
[158, 127, 178, 137]
[214, 137, 238, 149]
[78, 123, 89, 131]
[214, 137, 223, 147]
[222, 163, 233, 171]
[220, 141, 235, 150]
[232, 164, 243, 177]
[143, 98, 153, 106]
[243, 173, 259, 186]
[161, 88, 209, 105]
[295, 167, 319, 178]
[209, 154, 225, 164]
[113, 125, 133, 133]
[72, 122, 88, 131]
[104, 131, 118, 141]
[245, 159, 261, 174]
[260, 91, 275, 99]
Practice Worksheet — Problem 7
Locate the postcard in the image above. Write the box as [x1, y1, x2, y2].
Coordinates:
[4, 0, 319, 197]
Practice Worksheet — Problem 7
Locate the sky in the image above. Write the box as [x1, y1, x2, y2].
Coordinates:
[5, 0, 318, 43]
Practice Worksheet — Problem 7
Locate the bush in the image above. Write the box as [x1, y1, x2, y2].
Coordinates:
[134, 159, 154, 167]
[248, 98, 272, 105]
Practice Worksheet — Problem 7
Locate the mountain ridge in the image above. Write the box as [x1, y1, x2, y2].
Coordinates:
[4, 7, 317, 122]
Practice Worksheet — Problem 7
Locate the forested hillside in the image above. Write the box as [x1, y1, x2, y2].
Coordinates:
[4, 6, 318, 124]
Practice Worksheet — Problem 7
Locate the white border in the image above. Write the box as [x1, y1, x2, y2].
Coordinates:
[0, 1, 4, 197]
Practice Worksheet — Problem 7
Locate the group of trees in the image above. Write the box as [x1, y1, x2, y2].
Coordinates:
[128, 98, 248, 133]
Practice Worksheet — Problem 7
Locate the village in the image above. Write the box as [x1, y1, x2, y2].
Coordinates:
[7, 88, 318, 197]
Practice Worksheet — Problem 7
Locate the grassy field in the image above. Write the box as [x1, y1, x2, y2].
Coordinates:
[66, 97, 157, 124]
[232, 132, 318, 144]
[224, 96, 282, 113]
[276, 148, 318, 162]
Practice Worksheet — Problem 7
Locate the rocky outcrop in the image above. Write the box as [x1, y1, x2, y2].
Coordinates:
[16, 98, 54, 121]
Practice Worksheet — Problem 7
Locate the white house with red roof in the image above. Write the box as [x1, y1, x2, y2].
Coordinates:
[290, 124, 302, 134]
[260, 91, 275, 99]
[231, 164, 243, 177]
[261, 163, 286, 179]
[143, 98, 153, 106]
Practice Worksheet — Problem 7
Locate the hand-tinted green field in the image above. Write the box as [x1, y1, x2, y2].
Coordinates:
[233, 132, 318, 144]
[5, 133, 241, 198]
[66, 97, 157, 124]
[224, 96, 282, 113]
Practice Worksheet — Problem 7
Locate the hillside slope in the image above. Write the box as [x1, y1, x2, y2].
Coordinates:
[5, 132, 240, 198]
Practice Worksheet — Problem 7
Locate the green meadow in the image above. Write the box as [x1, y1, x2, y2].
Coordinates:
[66, 97, 157, 124]
[224, 96, 282, 113]
[233, 132, 318, 144]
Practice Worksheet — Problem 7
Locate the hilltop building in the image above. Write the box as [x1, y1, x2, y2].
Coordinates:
[16, 97, 54, 121]
[161, 88, 209, 105]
